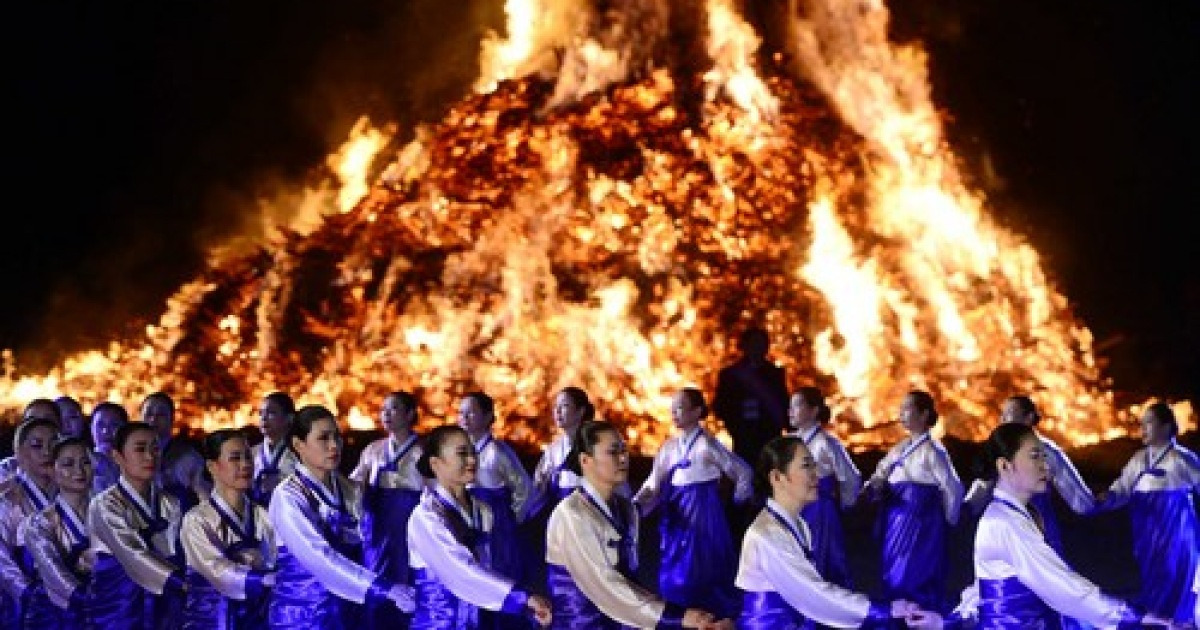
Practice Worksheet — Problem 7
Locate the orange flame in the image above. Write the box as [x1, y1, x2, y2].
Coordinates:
[1, 1, 1188, 451]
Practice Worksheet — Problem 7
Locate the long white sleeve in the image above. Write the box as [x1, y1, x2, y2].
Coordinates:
[1041, 437, 1095, 514]
[474, 437, 533, 521]
[181, 500, 276, 600]
[407, 493, 516, 610]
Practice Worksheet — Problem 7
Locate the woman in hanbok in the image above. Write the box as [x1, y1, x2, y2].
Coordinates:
[787, 387, 860, 589]
[930, 422, 1160, 629]
[1096, 402, 1199, 624]
[546, 420, 722, 629]
[180, 429, 276, 629]
[55, 397, 88, 440]
[0, 418, 60, 628]
[90, 402, 129, 494]
[252, 392, 298, 506]
[87, 422, 187, 630]
[528, 388, 595, 524]
[350, 391, 425, 629]
[863, 390, 962, 612]
[406, 424, 552, 629]
[736, 435, 930, 629]
[633, 387, 752, 618]
[0, 399, 61, 485]
[140, 393, 208, 513]
[25, 436, 97, 629]
[457, 392, 533, 589]
[962, 395, 1095, 554]
[268, 404, 414, 629]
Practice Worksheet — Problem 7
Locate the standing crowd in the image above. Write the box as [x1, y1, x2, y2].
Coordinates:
[0, 334, 1196, 629]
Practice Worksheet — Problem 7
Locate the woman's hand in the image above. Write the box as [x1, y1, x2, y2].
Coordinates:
[526, 594, 552, 627]
[682, 608, 715, 628]
[388, 584, 416, 613]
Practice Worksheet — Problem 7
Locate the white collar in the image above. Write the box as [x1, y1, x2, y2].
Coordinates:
[581, 478, 615, 520]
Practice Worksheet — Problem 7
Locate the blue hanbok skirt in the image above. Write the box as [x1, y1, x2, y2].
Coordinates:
[1130, 489, 1199, 623]
[800, 476, 853, 589]
[362, 486, 421, 629]
[878, 482, 947, 612]
[657, 478, 740, 618]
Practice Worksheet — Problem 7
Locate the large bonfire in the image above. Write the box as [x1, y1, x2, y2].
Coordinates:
[0, 0, 1168, 451]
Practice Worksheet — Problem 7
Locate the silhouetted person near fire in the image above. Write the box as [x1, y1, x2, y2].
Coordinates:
[713, 327, 789, 469]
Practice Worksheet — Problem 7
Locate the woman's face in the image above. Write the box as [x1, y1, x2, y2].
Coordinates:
[140, 398, 174, 442]
[788, 394, 819, 430]
[898, 395, 930, 434]
[18, 425, 58, 484]
[998, 434, 1049, 496]
[457, 398, 492, 436]
[380, 396, 414, 436]
[1140, 408, 1173, 447]
[670, 392, 701, 430]
[92, 409, 123, 451]
[115, 428, 160, 485]
[57, 400, 86, 439]
[770, 443, 820, 507]
[54, 444, 94, 495]
[208, 437, 254, 493]
[553, 392, 584, 431]
[259, 399, 292, 443]
[580, 430, 630, 488]
[292, 418, 342, 475]
[430, 431, 477, 489]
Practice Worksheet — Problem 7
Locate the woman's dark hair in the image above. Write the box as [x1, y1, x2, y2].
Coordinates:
[754, 436, 806, 498]
[979, 423, 1037, 481]
[113, 422, 157, 452]
[679, 388, 709, 419]
[416, 425, 470, 478]
[22, 398, 62, 423]
[795, 387, 831, 424]
[463, 392, 495, 421]
[141, 391, 176, 415]
[1145, 402, 1178, 437]
[263, 392, 296, 417]
[91, 401, 130, 424]
[52, 436, 90, 461]
[565, 420, 621, 476]
[1004, 395, 1040, 425]
[203, 429, 250, 461]
[906, 390, 939, 427]
[386, 391, 419, 422]
[13, 417, 59, 452]
[559, 387, 595, 423]
[288, 405, 338, 452]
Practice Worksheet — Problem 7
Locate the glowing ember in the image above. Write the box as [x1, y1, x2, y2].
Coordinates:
[1, 1, 1190, 451]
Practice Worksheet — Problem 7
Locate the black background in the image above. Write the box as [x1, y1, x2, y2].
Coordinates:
[6, 1, 1198, 407]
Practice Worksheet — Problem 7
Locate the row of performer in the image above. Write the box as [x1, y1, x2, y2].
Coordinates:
[0, 387, 1196, 629]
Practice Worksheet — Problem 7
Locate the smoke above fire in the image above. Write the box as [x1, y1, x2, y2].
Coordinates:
[2, 0, 1187, 451]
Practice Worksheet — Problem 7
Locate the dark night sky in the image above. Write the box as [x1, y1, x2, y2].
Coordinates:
[5, 1, 1199, 406]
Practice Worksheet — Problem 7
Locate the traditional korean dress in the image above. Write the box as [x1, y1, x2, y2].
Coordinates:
[87, 477, 186, 630]
[406, 484, 536, 629]
[268, 464, 398, 629]
[0, 472, 58, 628]
[469, 432, 532, 586]
[968, 488, 1142, 628]
[633, 426, 752, 618]
[180, 492, 276, 629]
[250, 439, 297, 507]
[545, 481, 687, 629]
[92, 449, 122, 495]
[350, 433, 424, 629]
[1099, 439, 1200, 623]
[867, 430, 963, 612]
[527, 435, 583, 523]
[795, 425, 862, 588]
[735, 498, 891, 629]
[25, 494, 96, 629]
[160, 438, 209, 514]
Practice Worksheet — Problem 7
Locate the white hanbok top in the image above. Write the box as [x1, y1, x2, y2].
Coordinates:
[350, 434, 426, 490]
[407, 484, 520, 611]
[181, 492, 277, 600]
[964, 433, 1095, 514]
[530, 434, 631, 508]
[1105, 440, 1200, 501]
[736, 498, 880, 627]
[88, 477, 184, 595]
[633, 426, 753, 515]
[970, 488, 1133, 628]
[547, 480, 666, 629]
[868, 431, 963, 524]
[0, 473, 57, 598]
[268, 465, 378, 604]
[470, 433, 533, 521]
[795, 425, 862, 508]
[252, 438, 298, 499]
[23, 495, 95, 609]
